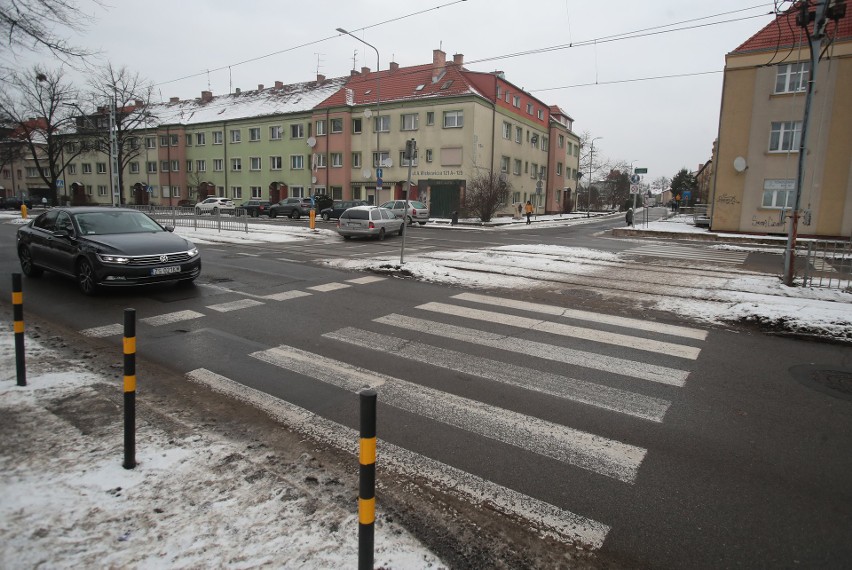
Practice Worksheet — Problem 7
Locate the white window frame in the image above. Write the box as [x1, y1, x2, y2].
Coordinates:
[269, 125, 282, 140]
[146, 137, 156, 149]
[352, 152, 362, 168]
[331, 152, 343, 168]
[443, 110, 463, 128]
[249, 127, 261, 141]
[129, 163, 139, 175]
[146, 162, 156, 174]
[231, 186, 243, 199]
[250, 157, 261, 171]
[352, 118, 362, 134]
[769, 121, 802, 152]
[401, 113, 419, 131]
[213, 131, 223, 145]
[425, 149, 433, 163]
[196, 132, 206, 146]
[762, 179, 796, 209]
[160, 160, 169, 172]
[96, 163, 107, 174]
[400, 151, 418, 167]
[775, 62, 809, 94]
[502, 122, 511, 139]
[213, 159, 224, 172]
[231, 158, 242, 171]
[315, 154, 327, 169]
[500, 156, 510, 173]
[270, 156, 283, 170]
[251, 186, 262, 198]
[374, 115, 390, 133]
[290, 155, 305, 170]
[171, 160, 179, 172]
[196, 160, 207, 172]
[230, 129, 241, 143]
[330, 118, 344, 133]
[291, 124, 304, 139]
[316, 120, 326, 136]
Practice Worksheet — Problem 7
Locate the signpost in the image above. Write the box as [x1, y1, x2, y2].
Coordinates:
[634, 168, 648, 174]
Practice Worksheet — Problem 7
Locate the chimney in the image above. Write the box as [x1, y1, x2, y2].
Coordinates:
[350, 69, 361, 77]
[453, 53, 464, 66]
[274, 81, 283, 89]
[235, 87, 241, 94]
[432, 49, 446, 74]
[316, 74, 326, 84]
[169, 97, 180, 103]
[390, 61, 399, 72]
[258, 84, 264, 90]
[201, 91, 213, 102]
[134, 99, 143, 107]
[361, 66, 371, 75]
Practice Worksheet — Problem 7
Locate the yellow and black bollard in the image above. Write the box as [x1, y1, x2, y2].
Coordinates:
[12, 273, 26, 386]
[359, 389, 377, 570]
[122, 308, 137, 469]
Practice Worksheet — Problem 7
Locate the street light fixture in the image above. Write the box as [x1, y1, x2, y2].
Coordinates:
[587, 137, 602, 217]
[336, 27, 381, 205]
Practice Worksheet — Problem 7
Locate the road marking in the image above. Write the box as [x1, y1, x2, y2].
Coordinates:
[346, 276, 386, 285]
[250, 345, 646, 483]
[416, 302, 701, 360]
[453, 292, 708, 341]
[623, 244, 748, 264]
[324, 327, 671, 423]
[140, 310, 205, 327]
[276, 258, 306, 263]
[308, 282, 351, 292]
[375, 314, 690, 387]
[206, 299, 265, 312]
[80, 323, 123, 338]
[236, 252, 260, 257]
[185, 367, 610, 548]
[263, 290, 313, 301]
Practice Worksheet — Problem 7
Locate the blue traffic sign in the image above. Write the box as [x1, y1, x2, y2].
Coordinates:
[376, 168, 383, 178]
[376, 177, 383, 189]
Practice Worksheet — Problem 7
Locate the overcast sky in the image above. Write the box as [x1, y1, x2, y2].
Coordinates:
[21, 0, 778, 180]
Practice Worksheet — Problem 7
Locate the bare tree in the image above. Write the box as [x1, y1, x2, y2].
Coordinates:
[0, 65, 86, 204]
[82, 63, 154, 203]
[465, 168, 512, 223]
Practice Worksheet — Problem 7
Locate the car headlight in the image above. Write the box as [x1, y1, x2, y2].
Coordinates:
[187, 248, 199, 257]
[97, 253, 131, 264]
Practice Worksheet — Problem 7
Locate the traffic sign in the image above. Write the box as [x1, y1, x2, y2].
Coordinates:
[56, 179, 65, 188]
[630, 184, 640, 194]
[377, 168, 383, 178]
[634, 168, 648, 174]
[630, 174, 641, 184]
[376, 177, 383, 189]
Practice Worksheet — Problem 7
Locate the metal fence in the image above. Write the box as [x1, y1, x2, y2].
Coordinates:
[128, 205, 249, 233]
[800, 239, 852, 291]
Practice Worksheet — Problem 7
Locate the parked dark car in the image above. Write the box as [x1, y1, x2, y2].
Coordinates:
[269, 194, 333, 219]
[16, 207, 201, 295]
[320, 200, 368, 221]
[1, 196, 33, 210]
[239, 200, 272, 217]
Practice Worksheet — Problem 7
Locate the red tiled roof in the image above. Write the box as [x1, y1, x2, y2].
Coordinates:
[315, 62, 485, 109]
[733, 1, 852, 54]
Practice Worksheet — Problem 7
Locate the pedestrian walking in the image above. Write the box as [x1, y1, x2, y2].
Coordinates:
[524, 200, 533, 225]
[625, 207, 634, 227]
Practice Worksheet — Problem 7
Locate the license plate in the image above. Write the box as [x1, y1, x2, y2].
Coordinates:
[151, 265, 181, 276]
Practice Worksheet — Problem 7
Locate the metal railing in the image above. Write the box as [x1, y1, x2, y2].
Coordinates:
[800, 239, 852, 291]
[128, 205, 249, 233]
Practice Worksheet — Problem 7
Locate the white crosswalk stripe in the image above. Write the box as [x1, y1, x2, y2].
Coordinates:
[623, 244, 748, 264]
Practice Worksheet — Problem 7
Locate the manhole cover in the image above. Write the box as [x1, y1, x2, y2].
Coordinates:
[790, 365, 852, 402]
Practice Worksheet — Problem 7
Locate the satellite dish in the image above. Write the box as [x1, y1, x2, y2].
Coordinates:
[363, 109, 373, 118]
[362, 168, 371, 179]
[733, 156, 747, 172]
[381, 158, 393, 168]
[306, 137, 316, 148]
[311, 176, 317, 184]
[499, 173, 508, 183]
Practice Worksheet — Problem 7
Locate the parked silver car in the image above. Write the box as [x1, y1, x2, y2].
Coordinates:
[194, 197, 235, 215]
[379, 200, 430, 225]
[336, 206, 404, 240]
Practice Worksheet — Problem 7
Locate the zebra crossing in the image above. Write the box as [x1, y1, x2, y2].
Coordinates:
[175, 289, 707, 548]
[623, 243, 749, 264]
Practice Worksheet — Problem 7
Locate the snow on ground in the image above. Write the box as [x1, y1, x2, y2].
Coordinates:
[0, 337, 445, 569]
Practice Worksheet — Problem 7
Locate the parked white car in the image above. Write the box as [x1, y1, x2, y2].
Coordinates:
[379, 200, 430, 225]
[194, 197, 235, 215]
[336, 206, 404, 240]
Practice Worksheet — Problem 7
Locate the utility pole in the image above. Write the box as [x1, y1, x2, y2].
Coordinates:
[784, 0, 830, 286]
[109, 97, 120, 207]
[399, 138, 416, 264]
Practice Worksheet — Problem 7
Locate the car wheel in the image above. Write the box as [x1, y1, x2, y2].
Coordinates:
[406, 215, 413, 226]
[322, 212, 330, 221]
[398, 224, 404, 236]
[377, 228, 386, 241]
[252, 210, 259, 218]
[419, 221, 427, 226]
[195, 207, 202, 215]
[343, 235, 351, 240]
[76, 259, 98, 295]
[18, 246, 43, 277]
[270, 210, 277, 219]
[291, 210, 300, 220]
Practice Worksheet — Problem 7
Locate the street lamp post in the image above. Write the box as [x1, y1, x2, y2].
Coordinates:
[336, 27, 381, 205]
[587, 137, 602, 217]
[629, 158, 638, 212]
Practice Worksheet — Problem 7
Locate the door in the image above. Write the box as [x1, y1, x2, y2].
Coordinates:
[429, 181, 461, 218]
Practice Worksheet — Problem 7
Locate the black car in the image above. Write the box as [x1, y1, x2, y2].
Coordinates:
[17, 207, 201, 295]
[1, 196, 33, 210]
[269, 194, 333, 219]
[239, 200, 272, 217]
[321, 200, 368, 221]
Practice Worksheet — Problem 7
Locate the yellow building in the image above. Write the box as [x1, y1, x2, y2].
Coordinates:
[710, 2, 852, 237]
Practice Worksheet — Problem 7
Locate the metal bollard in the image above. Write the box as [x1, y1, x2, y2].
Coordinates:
[122, 308, 137, 469]
[358, 389, 377, 570]
[11, 273, 26, 386]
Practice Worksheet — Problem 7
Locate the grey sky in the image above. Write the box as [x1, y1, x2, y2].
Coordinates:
[26, 0, 777, 180]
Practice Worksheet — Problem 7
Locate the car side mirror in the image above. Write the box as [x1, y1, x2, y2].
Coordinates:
[164, 225, 175, 232]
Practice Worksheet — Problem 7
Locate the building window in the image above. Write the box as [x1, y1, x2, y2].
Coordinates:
[400, 151, 418, 167]
[270, 156, 282, 170]
[556, 162, 563, 176]
[185, 134, 192, 146]
[769, 121, 801, 152]
[502, 122, 511, 139]
[372, 151, 390, 168]
[762, 179, 795, 208]
[515, 126, 522, 143]
[270, 125, 282, 140]
[146, 162, 156, 173]
[331, 152, 343, 167]
[196, 132, 206, 146]
[331, 186, 343, 199]
[231, 158, 242, 171]
[505, 91, 510, 103]
[290, 155, 304, 170]
[251, 186, 262, 198]
[316, 120, 326, 136]
[213, 159, 224, 172]
[170, 134, 179, 146]
[185, 160, 192, 172]
[146, 136, 156, 149]
[443, 110, 463, 128]
[558, 135, 565, 148]
[315, 154, 326, 168]
[352, 152, 362, 168]
[230, 129, 241, 143]
[500, 156, 510, 173]
[96, 163, 107, 174]
[249, 127, 261, 141]
[537, 109, 544, 120]
[526, 103, 533, 115]
[426, 112, 435, 126]
[513, 159, 521, 175]
[775, 62, 809, 94]
[162, 185, 171, 198]
[401, 113, 419, 131]
[231, 186, 242, 199]
[542, 137, 549, 151]
[531, 163, 538, 178]
[330, 118, 343, 133]
[196, 160, 207, 172]
[374, 115, 390, 132]
[291, 124, 304, 139]
[173, 186, 182, 198]
[213, 131, 223, 144]
[171, 160, 179, 172]
[425, 149, 433, 163]
[98, 185, 108, 196]
[160, 160, 169, 172]
[160, 135, 169, 147]
[26, 167, 38, 177]
[290, 185, 305, 198]
[352, 118, 362, 134]
[129, 138, 139, 150]
[250, 157, 261, 171]
[513, 95, 521, 108]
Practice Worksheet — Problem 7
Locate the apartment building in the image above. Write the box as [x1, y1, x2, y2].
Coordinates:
[710, 2, 852, 237]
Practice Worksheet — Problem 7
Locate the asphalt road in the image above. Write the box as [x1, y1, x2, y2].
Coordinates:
[2, 213, 850, 569]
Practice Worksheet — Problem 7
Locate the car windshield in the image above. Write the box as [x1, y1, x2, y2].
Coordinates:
[344, 209, 370, 220]
[74, 211, 165, 235]
[410, 201, 426, 209]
